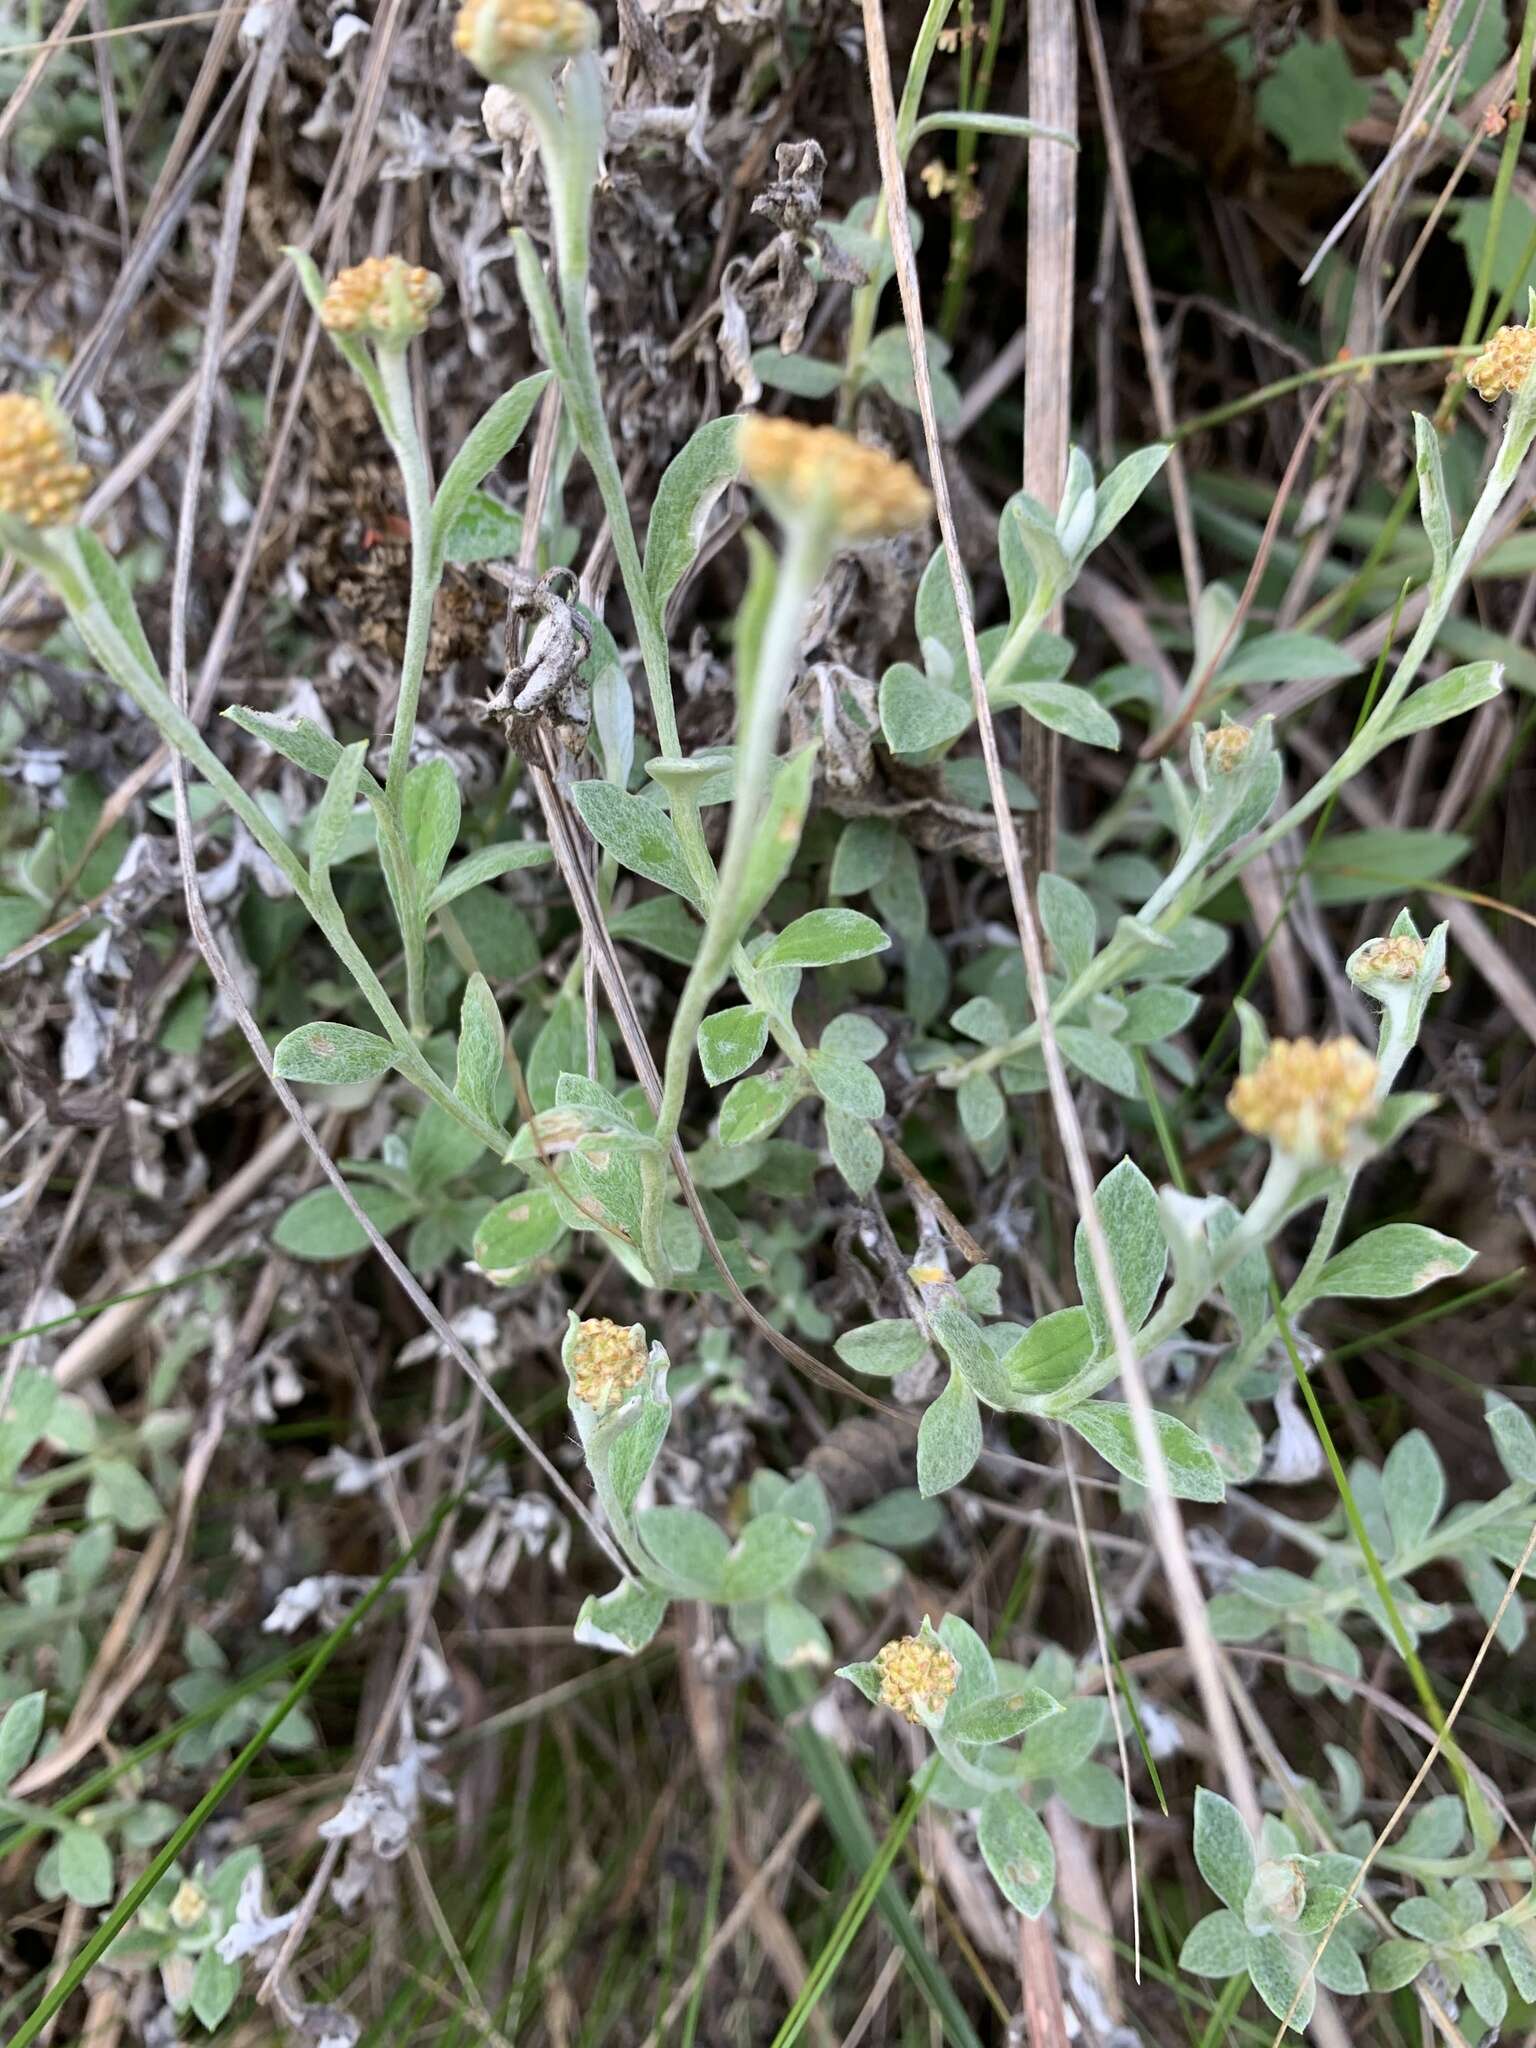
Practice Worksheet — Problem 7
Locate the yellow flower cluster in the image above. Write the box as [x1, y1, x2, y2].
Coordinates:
[319, 257, 443, 344]
[738, 416, 933, 542]
[1227, 1036, 1379, 1164]
[454, 0, 597, 72]
[1466, 324, 1536, 403]
[874, 1634, 958, 1723]
[0, 393, 90, 528]
[1352, 934, 1450, 991]
[567, 1317, 647, 1411]
[1203, 722, 1253, 775]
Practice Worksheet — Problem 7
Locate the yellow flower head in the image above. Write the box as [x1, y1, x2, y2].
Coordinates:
[874, 1634, 958, 1723]
[1227, 1036, 1379, 1166]
[168, 1880, 207, 1930]
[1352, 933, 1450, 992]
[567, 1317, 647, 1412]
[1467, 324, 1536, 403]
[1203, 722, 1253, 775]
[454, 0, 598, 75]
[319, 257, 443, 345]
[0, 393, 90, 528]
[738, 416, 932, 542]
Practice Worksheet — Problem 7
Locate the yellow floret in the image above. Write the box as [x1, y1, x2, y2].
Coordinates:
[454, 0, 598, 72]
[1466, 324, 1536, 403]
[1227, 1036, 1380, 1165]
[567, 1317, 647, 1412]
[738, 416, 933, 542]
[874, 1634, 959, 1723]
[0, 393, 90, 528]
[319, 257, 443, 343]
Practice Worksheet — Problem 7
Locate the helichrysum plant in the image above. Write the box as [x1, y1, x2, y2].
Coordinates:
[11, 4, 1536, 2032]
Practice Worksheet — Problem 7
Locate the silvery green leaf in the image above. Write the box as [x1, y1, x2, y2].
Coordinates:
[1484, 1393, 1536, 1484]
[0, 1691, 46, 1791]
[1120, 983, 1200, 1045]
[1414, 411, 1453, 588]
[721, 1513, 815, 1601]
[1498, 1923, 1536, 2000]
[1369, 1939, 1430, 1992]
[74, 530, 163, 693]
[917, 1371, 982, 1496]
[190, 1946, 241, 2032]
[1179, 1908, 1248, 1977]
[999, 1307, 1094, 1404]
[837, 1657, 883, 1705]
[473, 1187, 564, 1278]
[1017, 1697, 1106, 1780]
[914, 544, 969, 669]
[717, 1071, 804, 1145]
[1392, 1895, 1455, 1943]
[1458, 1949, 1507, 2031]
[1217, 631, 1360, 689]
[736, 743, 817, 928]
[1000, 489, 1068, 613]
[1245, 1931, 1315, 2033]
[569, 780, 703, 908]
[225, 706, 370, 790]
[1194, 1787, 1256, 1914]
[698, 1005, 769, 1086]
[1398, 1793, 1465, 1862]
[825, 1106, 884, 1194]
[1326, 1744, 1363, 1823]
[402, 758, 461, 893]
[1056, 446, 1096, 559]
[273, 1021, 399, 1086]
[454, 974, 505, 1128]
[575, 1579, 669, 1656]
[834, 1319, 926, 1377]
[637, 1505, 730, 1595]
[977, 1790, 1055, 1918]
[937, 1614, 996, 1712]
[1380, 660, 1502, 746]
[1038, 872, 1096, 979]
[582, 610, 633, 789]
[1075, 1156, 1167, 1349]
[1001, 681, 1119, 750]
[757, 907, 890, 970]
[1312, 1225, 1474, 1302]
[58, 1824, 113, 1906]
[1382, 1430, 1446, 1556]
[750, 349, 844, 398]
[644, 415, 743, 609]
[962, 1073, 1011, 1155]
[829, 816, 896, 896]
[1056, 1760, 1129, 1827]
[439, 488, 521, 565]
[930, 1303, 1015, 1409]
[1084, 443, 1169, 557]
[274, 1184, 419, 1260]
[808, 1051, 885, 1118]
[815, 1540, 901, 1598]
[764, 1595, 833, 1669]
[821, 1012, 888, 1061]
[426, 839, 552, 913]
[946, 1688, 1060, 1746]
[957, 1263, 1002, 1315]
[308, 739, 367, 893]
[840, 1491, 943, 1547]
[1312, 1928, 1368, 1997]
[1056, 1025, 1138, 1097]
[428, 370, 550, 572]
[880, 662, 972, 754]
[1463, 1543, 1527, 1651]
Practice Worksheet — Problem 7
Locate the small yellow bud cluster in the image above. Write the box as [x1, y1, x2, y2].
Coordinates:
[1466, 324, 1536, 403]
[454, 0, 598, 73]
[168, 1880, 207, 1929]
[738, 416, 933, 542]
[0, 393, 90, 528]
[319, 257, 443, 344]
[874, 1634, 959, 1723]
[1352, 933, 1450, 992]
[567, 1317, 646, 1412]
[1203, 723, 1253, 775]
[1227, 1036, 1379, 1165]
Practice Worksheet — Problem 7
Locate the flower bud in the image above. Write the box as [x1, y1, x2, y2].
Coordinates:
[1226, 1036, 1379, 1167]
[566, 1316, 647, 1412]
[454, 0, 598, 77]
[1203, 721, 1252, 775]
[1467, 323, 1536, 403]
[874, 1633, 959, 1722]
[319, 257, 443, 346]
[169, 1880, 207, 1930]
[1349, 932, 1450, 993]
[1251, 1857, 1306, 1927]
[738, 416, 932, 542]
[0, 392, 90, 529]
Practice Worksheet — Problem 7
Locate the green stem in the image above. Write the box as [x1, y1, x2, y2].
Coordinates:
[641, 510, 830, 1275]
